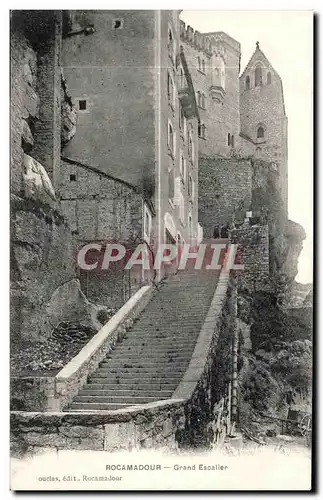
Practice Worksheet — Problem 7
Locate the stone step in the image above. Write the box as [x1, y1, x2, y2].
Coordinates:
[120, 330, 201, 338]
[118, 338, 198, 345]
[89, 371, 183, 380]
[93, 367, 187, 376]
[105, 350, 193, 359]
[99, 359, 189, 368]
[74, 395, 165, 404]
[68, 402, 137, 411]
[101, 359, 189, 366]
[87, 377, 181, 385]
[82, 382, 178, 391]
[66, 265, 220, 413]
[78, 389, 173, 397]
[120, 340, 197, 347]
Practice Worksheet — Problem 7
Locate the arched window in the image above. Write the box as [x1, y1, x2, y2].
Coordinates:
[197, 56, 201, 71]
[197, 91, 201, 107]
[202, 93, 206, 109]
[257, 126, 265, 139]
[167, 71, 174, 103]
[267, 72, 272, 84]
[168, 167, 174, 201]
[179, 193, 185, 223]
[198, 124, 201, 137]
[231, 135, 234, 148]
[188, 174, 193, 199]
[188, 128, 193, 159]
[255, 65, 262, 87]
[246, 75, 250, 89]
[168, 121, 174, 153]
[228, 133, 231, 146]
[168, 28, 173, 49]
[168, 27, 174, 61]
[202, 124, 206, 139]
[202, 59, 205, 73]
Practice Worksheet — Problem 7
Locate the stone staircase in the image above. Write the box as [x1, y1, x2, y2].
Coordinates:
[67, 241, 226, 411]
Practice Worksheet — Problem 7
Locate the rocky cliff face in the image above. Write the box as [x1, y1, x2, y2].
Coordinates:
[10, 23, 104, 346]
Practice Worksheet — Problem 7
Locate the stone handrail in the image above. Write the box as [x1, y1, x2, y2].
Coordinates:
[53, 285, 153, 411]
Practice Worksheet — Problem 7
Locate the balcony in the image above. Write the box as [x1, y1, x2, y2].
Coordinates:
[178, 87, 196, 119]
[209, 85, 225, 104]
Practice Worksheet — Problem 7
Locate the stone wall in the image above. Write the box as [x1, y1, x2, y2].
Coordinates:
[231, 224, 270, 293]
[61, 10, 156, 192]
[58, 159, 143, 243]
[198, 156, 253, 237]
[58, 158, 145, 307]
[11, 377, 56, 412]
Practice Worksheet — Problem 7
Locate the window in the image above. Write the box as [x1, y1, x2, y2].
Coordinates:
[168, 121, 175, 156]
[188, 127, 193, 161]
[197, 56, 201, 71]
[188, 214, 192, 240]
[231, 135, 234, 148]
[113, 19, 124, 29]
[198, 123, 206, 139]
[70, 174, 76, 181]
[246, 75, 250, 89]
[228, 133, 231, 146]
[197, 92, 206, 109]
[180, 152, 186, 183]
[188, 174, 194, 200]
[168, 167, 175, 201]
[255, 65, 263, 87]
[202, 59, 205, 73]
[178, 67, 185, 91]
[143, 204, 152, 242]
[179, 193, 185, 223]
[167, 71, 174, 107]
[267, 72, 272, 85]
[168, 27, 175, 62]
[179, 103, 186, 137]
[79, 100, 86, 110]
[257, 126, 265, 139]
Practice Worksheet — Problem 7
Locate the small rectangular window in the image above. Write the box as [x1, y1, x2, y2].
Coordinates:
[70, 174, 76, 181]
[143, 204, 152, 242]
[79, 100, 86, 111]
[113, 19, 124, 29]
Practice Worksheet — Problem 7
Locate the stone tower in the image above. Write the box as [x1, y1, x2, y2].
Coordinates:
[239, 42, 288, 216]
[180, 22, 241, 157]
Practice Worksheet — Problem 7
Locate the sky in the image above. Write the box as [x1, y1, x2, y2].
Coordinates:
[181, 10, 313, 284]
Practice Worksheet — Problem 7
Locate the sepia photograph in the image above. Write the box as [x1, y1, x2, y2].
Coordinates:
[9, 8, 313, 491]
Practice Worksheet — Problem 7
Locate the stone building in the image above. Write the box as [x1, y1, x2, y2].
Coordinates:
[180, 21, 288, 230]
[10, 9, 296, 339]
[10, 10, 201, 319]
[58, 10, 200, 300]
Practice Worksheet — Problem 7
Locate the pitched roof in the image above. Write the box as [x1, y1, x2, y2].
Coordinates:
[240, 42, 281, 81]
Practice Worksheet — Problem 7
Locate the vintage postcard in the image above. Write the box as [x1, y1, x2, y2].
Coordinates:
[10, 9, 313, 491]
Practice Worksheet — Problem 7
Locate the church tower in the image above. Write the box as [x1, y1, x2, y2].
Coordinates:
[239, 42, 288, 216]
